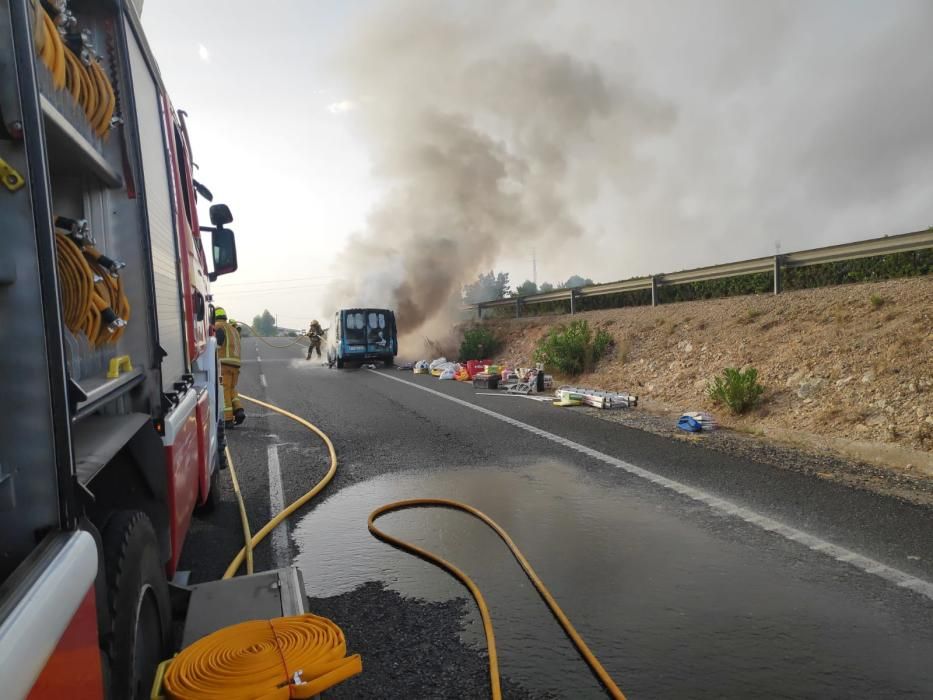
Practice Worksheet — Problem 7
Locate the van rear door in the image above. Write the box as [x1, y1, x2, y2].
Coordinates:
[366, 311, 390, 355]
[342, 310, 366, 355]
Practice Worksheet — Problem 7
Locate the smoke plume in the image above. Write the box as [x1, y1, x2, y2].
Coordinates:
[324, 0, 933, 341]
[323, 0, 674, 338]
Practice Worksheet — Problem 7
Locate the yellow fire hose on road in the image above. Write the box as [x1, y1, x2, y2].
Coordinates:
[235, 323, 313, 350]
[369, 499, 627, 700]
[163, 392, 625, 699]
[221, 394, 338, 579]
[224, 447, 253, 576]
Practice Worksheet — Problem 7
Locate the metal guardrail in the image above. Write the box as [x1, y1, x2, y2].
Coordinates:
[471, 228, 933, 317]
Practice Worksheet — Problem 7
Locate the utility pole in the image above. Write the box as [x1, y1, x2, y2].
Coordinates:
[532, 248, 537, 287]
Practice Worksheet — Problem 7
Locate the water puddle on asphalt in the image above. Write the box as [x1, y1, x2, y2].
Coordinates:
[292, 460, 933, 698]
[292, 461, 741, 696]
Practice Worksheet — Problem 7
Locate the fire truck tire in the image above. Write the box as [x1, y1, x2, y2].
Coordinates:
[102, 511, 171, 700]
[383, 356, 394, 367]
[196, 465, 221, 515]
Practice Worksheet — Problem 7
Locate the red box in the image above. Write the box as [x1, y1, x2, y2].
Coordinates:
[466, 360, 493, 378]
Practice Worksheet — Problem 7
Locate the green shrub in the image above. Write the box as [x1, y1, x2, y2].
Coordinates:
[533, 320, 613, 376]
[869, 293, 885, 309]
[707, 367, 765, 414]
[458, 327, 502, 362]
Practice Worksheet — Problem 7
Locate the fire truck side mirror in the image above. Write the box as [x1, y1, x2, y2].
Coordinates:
[210, 228, 238, 281]
[209, 203, 233, 226]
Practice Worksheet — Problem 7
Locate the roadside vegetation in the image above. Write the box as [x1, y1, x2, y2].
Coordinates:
[458, 327, 503, 362]
[707, 367, 765, 415]
[533, 320, 613, 376]
[251, 309, 277, 335]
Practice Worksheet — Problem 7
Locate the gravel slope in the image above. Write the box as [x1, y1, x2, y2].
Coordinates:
[483, 276, 933, 464]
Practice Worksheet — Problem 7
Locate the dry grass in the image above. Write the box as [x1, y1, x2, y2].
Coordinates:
[616, 336, 632, 364]
[759, 319, 781, 331]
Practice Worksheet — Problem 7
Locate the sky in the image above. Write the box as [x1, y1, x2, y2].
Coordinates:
[141, 0, 933, 335]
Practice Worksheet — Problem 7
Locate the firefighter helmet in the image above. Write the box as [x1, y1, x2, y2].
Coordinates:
[215, 307, 227, 321]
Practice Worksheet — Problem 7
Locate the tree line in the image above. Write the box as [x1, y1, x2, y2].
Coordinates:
[462, 271, 595, 304]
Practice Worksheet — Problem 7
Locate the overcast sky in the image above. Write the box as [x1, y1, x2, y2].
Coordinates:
[142, 0, 933, 333]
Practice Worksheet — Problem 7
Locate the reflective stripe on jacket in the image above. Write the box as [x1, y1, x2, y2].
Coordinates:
[217, 320, 241, 366]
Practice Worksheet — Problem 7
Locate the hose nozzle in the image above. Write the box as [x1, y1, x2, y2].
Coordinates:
[106, 317, 127, 334]
[54, 216, 91, 243]
[97, 254, 126, 276]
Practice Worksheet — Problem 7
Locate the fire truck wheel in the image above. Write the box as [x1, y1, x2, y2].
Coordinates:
[102, 511, 171, 700]
[196, 465, 221, 515]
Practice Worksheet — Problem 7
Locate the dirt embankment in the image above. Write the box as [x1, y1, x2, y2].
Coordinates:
[483, 276, 933, 476]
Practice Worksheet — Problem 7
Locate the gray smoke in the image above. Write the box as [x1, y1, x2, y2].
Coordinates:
[323, 0, 675, 337]
[324, 0, 933, 338]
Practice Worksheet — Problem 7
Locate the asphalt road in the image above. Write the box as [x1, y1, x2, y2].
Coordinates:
[181, 338, 933, 698]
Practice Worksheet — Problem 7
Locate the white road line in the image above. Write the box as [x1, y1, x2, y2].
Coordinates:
[267, 443, 289, 569]
[260, 373, 267, 388]
[370, 371, 933, 601]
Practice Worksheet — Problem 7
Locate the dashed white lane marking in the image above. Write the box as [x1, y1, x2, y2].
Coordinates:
[260, 373, 267, 388]
[370, 371, 933, 601]
[266, 443, 288, 569]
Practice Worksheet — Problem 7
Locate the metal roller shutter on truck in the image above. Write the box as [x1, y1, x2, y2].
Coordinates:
[125, 18, 186, 392]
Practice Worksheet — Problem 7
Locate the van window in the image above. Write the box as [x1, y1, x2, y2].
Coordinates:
[344, 311, 366, 345]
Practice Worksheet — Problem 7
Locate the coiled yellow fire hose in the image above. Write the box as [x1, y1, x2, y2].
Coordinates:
[55, 231, 130, 346]
[207, 389, 625, 698]
[33, 1, 115, 137]
[161, 615, 362, 700]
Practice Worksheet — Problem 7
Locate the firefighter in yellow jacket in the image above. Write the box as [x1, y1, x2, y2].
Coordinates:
[215, 307, 245, 426]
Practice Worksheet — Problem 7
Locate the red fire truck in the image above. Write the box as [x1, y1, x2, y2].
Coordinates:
[0, 1, 250, 696]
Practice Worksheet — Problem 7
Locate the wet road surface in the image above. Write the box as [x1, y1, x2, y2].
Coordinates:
[181, 339, 933, 698]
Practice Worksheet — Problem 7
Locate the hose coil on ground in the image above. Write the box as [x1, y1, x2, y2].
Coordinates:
[161, 614, 362, 700]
